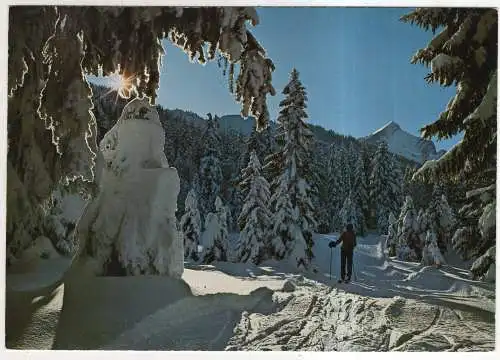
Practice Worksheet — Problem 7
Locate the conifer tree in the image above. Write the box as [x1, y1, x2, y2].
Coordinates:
[264, 122, 284, 201]
[421, 230, 446, 267]
[359, 143, 374, 227]
[268, 69, 317, 269]
[243, 123, 275, 170]
[327, 145, 347, 231]
[220, 128, 247, 232]
[312, 145, 331, 233]
[237, 151, 272, 264]
[395, 196, 420, 259]
[425, 186, 457, 255]
[415, 208, 430, 247]
[338, 146, 352, 197]
[201, 196, 229, 263]
[352, 155, 368, 235]
[403, 165, 433, 211]
[346, 142, 359, 188]
[402, 7, 496, 277]
[402, 166, 415, 198]
[389, 155, 404, 213]
[198, 114, 223, 221]
[386, 212, 398, 256]
[271, 181, 298, 260]
[369, 142, 394, 233]
[339, 193, 361, 233]
[180, 188, 201, 262]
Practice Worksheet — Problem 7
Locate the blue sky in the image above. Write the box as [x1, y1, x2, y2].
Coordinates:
[92, 7, 461, 151]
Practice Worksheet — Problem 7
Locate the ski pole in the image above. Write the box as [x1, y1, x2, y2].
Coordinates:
[329, 246, 333, 280]
[353, 252, 357, 281]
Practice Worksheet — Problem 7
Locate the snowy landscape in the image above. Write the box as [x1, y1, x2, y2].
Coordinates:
[5, 6, 497, 353]
[5, 232, 495, 350]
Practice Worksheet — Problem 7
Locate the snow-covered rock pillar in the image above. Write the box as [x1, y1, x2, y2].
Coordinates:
[75, 98, 182, 277]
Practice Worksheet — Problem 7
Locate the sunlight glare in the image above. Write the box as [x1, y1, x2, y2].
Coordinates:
[107, 73, 134, 99]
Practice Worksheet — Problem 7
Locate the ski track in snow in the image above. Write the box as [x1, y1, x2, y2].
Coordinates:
[312, 234, 495, 313]
[5, 233, 495, 351]
[223, 233, 495, 351]
[228, 285, 494, 351]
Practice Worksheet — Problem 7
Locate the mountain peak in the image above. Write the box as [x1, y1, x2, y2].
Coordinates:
[364, 121, 444, 164]
[380, 120, 400, 131]
[386, 120, 400, 127]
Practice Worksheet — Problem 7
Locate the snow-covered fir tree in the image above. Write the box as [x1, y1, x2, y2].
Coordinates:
[402, 166, 419, 199]
[369, 141, 401, 233]
[73, 98, 184, 277]
[198, 114, 223, 222]
[338, 146, 352, 198]
[216, 196, 230, 258]
[417, 185, 456, 260]
[180, 187, 202, 262]
[389, 155, 404, 211]
[220, 128, 247, 232]
[327, 145, 348, 231]
[403, 165, 433, 212]
[243, 123, 275, 170]
[415, 208, 429, 245]
[352, 155, 368, 235]
[271, 181, 299, 260]
[312, 144, 331, 233]
[402, 8, 496, 278]
[402, 166, 413, 197]
[234, 123, 273, 231]
[236, 151, 272, 264]
[346, 142, 359, 188]
[339, 193, 361, 233]
[201, 196, 229, 263]
[359, 143, 374, 227]
[42, 180, 92, 257]
[386, 212, 398, 257]
[395, 196, 420, 260]
[453, 182, 495, 279]
[167, 118, 203, 215]
[421, 230, 446, 267]
[268, 69, 317, 268]
[396, 196, 417, 234]
[437, 193, 457, 244]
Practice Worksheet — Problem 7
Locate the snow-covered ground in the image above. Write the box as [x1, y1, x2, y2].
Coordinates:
[5, 233, 495, 351]
[311, 234, 495, 313]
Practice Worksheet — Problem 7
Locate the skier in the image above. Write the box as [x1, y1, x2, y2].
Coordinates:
[328, 223, 356, 283]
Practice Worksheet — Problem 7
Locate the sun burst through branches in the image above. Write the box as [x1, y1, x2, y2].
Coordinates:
[97, 73, 136, 106]
[108, 73, 135, 99]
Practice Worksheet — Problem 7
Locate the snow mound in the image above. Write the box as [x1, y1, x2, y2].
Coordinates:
[77, 98, 182, 276]
[282, 279, 297, 292]
[7, 237, 72, 292]
[16, 236, 60, 263]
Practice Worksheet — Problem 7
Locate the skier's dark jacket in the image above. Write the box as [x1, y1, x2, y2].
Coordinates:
[335, 229, 356, 252]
